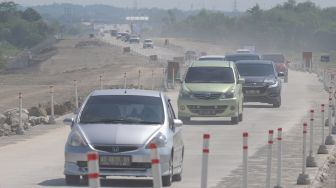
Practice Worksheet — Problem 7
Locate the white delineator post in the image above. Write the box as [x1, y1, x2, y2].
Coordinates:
[49, 86, 56, 124]
[150, 144, 162, 188]
[306, 109, 317, 167]
[99, 75, 103, 90]
[124, 72, 127, 89]
[87, 151, 100, 188]
[326, 91, 335, 145]
[151, 69, 154, 90]
[274, 128, 283, 188]
[266, 130, 274, 188]
[138, 69, 141, 89]
[74, 80, 79, 110]
[201, 134, 210, 188]
[318, 104, 328, 154]
[297, 123, 310, 185]
[17, 92, 24, 134]
[242, 132, 248, 188]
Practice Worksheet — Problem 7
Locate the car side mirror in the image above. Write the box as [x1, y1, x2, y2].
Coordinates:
[63, 117, 74, 126]
[278, 72, 285, 77]
[173, 119, 183, 127]
[238, 78, 245, 84]
[175, 78, 183, 84]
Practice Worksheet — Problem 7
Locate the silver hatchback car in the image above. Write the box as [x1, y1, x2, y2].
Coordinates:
[63, 89, 184, 186]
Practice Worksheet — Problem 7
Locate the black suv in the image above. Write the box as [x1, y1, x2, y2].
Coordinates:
[235, 60, 282, 108]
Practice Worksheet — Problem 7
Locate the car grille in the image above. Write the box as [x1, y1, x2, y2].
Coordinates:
[99, 162, 151, 169]
[92, 145, 138, 153]
[192, 92, 221, 100]
[187, 105, 227, 115]
[78, 162, 151, 170]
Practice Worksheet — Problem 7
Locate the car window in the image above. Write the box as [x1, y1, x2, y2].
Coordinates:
[185, 67, 235, 84]
[236, 63, 275, 77]
[80, 95, 164, 124]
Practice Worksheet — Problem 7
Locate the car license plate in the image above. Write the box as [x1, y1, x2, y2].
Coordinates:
[245, 90, 260, 95]
[199, 110, 216, 115]
[99, 156, 131, 167]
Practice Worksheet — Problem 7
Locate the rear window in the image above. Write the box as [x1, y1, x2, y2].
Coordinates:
[185, 67, 235, 83]
[80, 95, 164, 124]
[236, 63, 275, 77]
[225, 54, 260, 62]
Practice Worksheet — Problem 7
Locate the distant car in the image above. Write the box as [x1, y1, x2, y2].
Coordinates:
[184, 51, 198, 61]
[262, 54, 289, 83]
[64, 89, 184, 186]
[235, 60, 282, 108]
[198, 55, 225, 61]
[225, 53, 260, 62]
[236, 49, 251, 54]
[129, 36, 140, 44]
[177, 60, 244, 124]
[110, 29, 118, 37]
[143, 39, 154, 48]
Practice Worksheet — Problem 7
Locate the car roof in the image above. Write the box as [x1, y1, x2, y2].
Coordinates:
[199, 55, 225, 59]
[191, 60, 234, 68]
[225, 53, 259, 57]
[90, 89, 162, 98]
[235, 60, 274, 64]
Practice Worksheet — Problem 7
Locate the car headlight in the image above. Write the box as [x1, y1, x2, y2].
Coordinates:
[265, 79, 279, 88]
[179, 89, 193, 99]
[67, 131, 87, 147]
[221, 91, 235, 99]
[146, 132, 168, 148]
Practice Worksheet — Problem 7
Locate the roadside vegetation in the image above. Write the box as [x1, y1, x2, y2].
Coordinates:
[163, 0, 336, 53]
[0, 1, 57, 68]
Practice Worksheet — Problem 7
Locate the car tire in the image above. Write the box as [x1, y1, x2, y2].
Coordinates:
[65, 175, 80, 185]
[179, 117, 190, 124]
[162, 158, 173, 187]
[239, 113, 243, 122]
[273, 97, 281, 108]
[231, 116, 239, 124]
[173, 148, 184, 182]
[284, 74, 288, 83]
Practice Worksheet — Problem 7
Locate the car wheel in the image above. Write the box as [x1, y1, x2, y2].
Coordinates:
[284, 74, 288, 83]
[162, 158, 173, 187]
[173, 148, 184, 182]
[65, 175, 80, 185]
[239, 113, 243, 122]
[179, 117, 190, 124]
[231, 116, 239, 124]
[273, 97, 281, 108]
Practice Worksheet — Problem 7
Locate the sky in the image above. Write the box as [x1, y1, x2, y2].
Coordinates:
[11, 0, 336, 11]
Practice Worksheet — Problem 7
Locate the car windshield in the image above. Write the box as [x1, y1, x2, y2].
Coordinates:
[236, 63, 275, 77]
[185, 67, 235, 83]
[80, 95, 164, 125]
[225, 55, 260, 62]
[144, 40, 152, 43]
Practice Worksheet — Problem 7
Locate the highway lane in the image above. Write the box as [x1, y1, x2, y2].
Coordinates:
[0, 69, 327, 188]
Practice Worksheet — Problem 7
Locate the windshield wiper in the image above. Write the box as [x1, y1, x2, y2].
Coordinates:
[136, 121, 162, 124]
[80, 119, 139, 124]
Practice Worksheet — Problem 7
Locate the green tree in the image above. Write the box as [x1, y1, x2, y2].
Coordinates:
[21, 8, 41, 22]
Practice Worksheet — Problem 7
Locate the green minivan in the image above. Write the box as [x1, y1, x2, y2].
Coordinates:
[177, 60, 244, 124]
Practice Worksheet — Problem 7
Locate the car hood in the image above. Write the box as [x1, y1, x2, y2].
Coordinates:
[242, 76, 276, 83]
[183, 83, 234, 93]
[78, 124, 161, 146]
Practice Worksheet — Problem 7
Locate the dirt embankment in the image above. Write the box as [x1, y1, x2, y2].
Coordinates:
[0, 38, 165, 112]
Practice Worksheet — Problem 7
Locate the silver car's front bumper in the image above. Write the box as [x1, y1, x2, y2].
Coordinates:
[64, 145, 172, 177]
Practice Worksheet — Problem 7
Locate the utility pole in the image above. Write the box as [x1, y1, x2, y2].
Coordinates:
[233, 0, 238, 13]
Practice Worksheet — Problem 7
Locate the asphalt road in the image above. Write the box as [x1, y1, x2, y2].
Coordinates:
[0, 67, 327, 188]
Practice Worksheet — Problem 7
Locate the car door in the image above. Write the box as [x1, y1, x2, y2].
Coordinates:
[166, 97, 183, 169]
